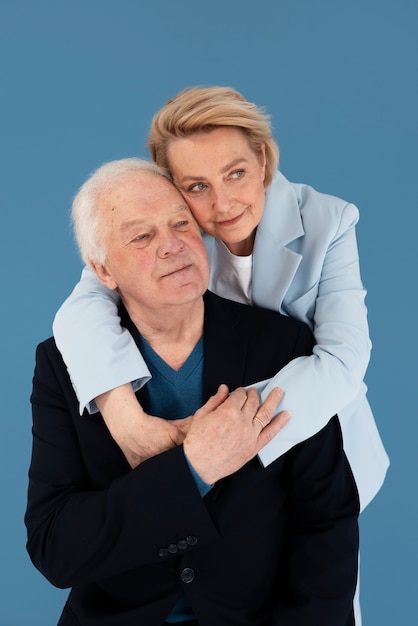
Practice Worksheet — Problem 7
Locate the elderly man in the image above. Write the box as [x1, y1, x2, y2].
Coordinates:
[26, 158, 359, 626]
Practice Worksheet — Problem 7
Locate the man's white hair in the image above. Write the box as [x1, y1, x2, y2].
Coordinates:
[72, 158, 171, 265]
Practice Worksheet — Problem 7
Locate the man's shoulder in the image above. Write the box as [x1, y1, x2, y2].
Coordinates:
[203, 290, 311, 334]
[36, 335, 60, 355]
[35, 335, 68, 375]
[202, 291, 314, 395]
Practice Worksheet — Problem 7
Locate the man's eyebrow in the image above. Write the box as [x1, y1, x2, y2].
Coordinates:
[177, 158, 248, 183]
[120, 206, 191, 232]
[120, 219, 146, 233]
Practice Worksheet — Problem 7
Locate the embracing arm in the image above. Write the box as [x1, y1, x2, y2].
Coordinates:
[257, 202, 371, 464]
[53, 266, 150, 414]
[53, 203, 372, 472]
[53, 267, 189, 467]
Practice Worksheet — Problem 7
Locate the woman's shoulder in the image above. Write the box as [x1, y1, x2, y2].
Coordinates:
[269, 171, 360, 231]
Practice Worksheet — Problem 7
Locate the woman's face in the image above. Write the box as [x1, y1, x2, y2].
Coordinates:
[167, 126, 266, 256]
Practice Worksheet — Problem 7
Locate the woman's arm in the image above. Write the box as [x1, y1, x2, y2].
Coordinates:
[53, 266, 180, 467]
[95, 383, 192, 467]
[53, 265, 150, 414]
[257, 202, 372, 462]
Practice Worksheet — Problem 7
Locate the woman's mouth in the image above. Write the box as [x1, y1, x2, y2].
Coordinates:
[216, 212, 245, 227]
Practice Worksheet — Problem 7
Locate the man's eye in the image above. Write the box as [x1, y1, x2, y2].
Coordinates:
[175, 220, 189, 228]
[132, 233, 149, 242]
[231, 169, 244, 179]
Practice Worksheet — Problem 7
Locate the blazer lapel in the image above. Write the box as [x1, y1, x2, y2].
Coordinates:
[252, 172, 304, 313]
[202, 291, 250, 399]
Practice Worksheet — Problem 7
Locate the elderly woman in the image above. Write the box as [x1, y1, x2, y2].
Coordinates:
[54, 86, 388, 509]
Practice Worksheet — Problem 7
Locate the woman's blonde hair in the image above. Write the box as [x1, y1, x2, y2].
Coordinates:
[148, 86, 279, 188]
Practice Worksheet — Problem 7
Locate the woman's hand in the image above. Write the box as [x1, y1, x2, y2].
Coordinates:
[95, 384, 230, 468]
[96, 384, 191, 468]
[96, 383, 289, 474]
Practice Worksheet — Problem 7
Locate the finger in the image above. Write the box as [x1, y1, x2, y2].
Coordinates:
[226, 387, 251, 410]
[254, 387, 283, 426]
[198, 384, 230, 416]
[239, 387, 261, 415]
[257, 410, 291, 446]
[252, 415, 266, 432]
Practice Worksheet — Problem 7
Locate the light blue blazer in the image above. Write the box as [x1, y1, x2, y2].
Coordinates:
[53, 171, 389, 511]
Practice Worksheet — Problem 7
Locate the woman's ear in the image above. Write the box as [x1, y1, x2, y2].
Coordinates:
[260, 144, 267, 182]
[89, 260, 118, 291]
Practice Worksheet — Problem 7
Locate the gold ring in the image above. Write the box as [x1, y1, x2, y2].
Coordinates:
[253, 416, 265, 430]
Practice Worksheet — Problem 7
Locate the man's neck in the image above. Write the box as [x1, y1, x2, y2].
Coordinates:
[127, 298, 204, 371]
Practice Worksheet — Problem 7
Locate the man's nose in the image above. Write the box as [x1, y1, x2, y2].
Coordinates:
[157, 233, 185, 258]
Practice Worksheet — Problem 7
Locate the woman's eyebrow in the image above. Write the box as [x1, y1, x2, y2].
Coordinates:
[177, 158, 248, 183]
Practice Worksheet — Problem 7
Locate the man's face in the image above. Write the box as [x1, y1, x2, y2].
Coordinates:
[92, 171, 210, 316]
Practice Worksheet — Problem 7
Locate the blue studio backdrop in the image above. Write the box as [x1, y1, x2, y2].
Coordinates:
[1, 1, 416, 624]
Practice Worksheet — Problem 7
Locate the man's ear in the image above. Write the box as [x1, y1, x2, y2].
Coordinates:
[89, 260, 118, 291]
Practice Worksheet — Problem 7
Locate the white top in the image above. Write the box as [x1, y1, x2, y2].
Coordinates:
[209, 239, 253, 305]
[53, 171, 389, 510]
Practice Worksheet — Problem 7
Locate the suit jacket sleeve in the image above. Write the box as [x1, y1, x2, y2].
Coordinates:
[271, 416, 359, 625]
[202, 293, 359, 624]
[25, 340, 219, 589]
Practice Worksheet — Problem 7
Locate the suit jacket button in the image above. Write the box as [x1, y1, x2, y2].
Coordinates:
[168, 543, 178, 554]
[181, 567, 195, 584]
[186, 535, 198, 546]
[177, 539, 188, 550]
[158, 548, 169, 558]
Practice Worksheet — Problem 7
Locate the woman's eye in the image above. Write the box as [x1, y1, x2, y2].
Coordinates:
[231, 169, 244, 179]
[189, 182, 206, 192]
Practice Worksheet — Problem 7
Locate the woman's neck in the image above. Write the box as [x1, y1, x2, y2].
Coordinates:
[225, 229, 256, 256]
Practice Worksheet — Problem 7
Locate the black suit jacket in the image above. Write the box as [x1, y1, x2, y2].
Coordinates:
[26, 292, 359, 626]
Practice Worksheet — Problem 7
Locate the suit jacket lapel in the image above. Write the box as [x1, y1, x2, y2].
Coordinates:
[252, 172, 304, 313]
[121, 296, 249, 408]
[202, 291, 250, 400]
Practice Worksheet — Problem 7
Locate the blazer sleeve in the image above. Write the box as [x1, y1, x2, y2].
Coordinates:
[257, 202, 372, 464]
[25, 341, 219, 589]
[272, 417, 360, 625]
[53, 265, 151, 414]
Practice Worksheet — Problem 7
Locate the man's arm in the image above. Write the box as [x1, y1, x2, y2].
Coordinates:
[26, 342, 219, 588]
[272, 416, 359, 625]
[26, 341, 288, 589]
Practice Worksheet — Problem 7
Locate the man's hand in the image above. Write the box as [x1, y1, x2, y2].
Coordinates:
[183, 385, 290, 485]
[97, 383, 289, 474]
[96, 384, 235, 468]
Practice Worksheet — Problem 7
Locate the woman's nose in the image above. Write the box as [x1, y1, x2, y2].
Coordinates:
[211, 185, 233, 213]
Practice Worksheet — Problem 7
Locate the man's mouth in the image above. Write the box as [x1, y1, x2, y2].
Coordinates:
[161, 264, 192, 279]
